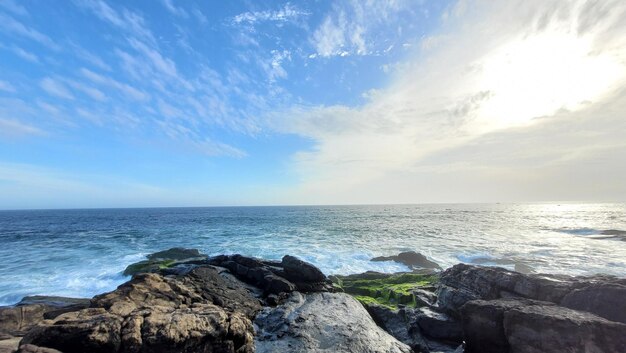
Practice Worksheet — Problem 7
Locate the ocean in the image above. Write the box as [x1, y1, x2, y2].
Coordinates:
[0, 203, 625, 306]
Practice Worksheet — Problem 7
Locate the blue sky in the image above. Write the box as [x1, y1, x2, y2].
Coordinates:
[1, 0, 626, 209]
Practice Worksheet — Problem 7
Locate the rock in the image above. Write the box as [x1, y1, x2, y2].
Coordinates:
[0, 305, 51, 338]
[208, 254, 333, 295]
[461, 298, 547, 353]
[281, 255, 327, 282]
[412, 307, 463, 342]
[17, 344, 63, 353]
[21, 266, 260, 353]
[364, 304, 430, 352]
[146, 248, 204, 261]
[371, 251, 442, 270]
[560, 283, 626, 324]
[122, 248, 209, 276]
[504, 303, 626, 353]
[437, 263, 626, 322]
[254, 292, 412, 353]
[0, 336, 21, 353]
[460, 298, 626, 353]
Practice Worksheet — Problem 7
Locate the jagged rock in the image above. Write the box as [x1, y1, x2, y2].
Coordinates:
[437, 263, 626, 321]
[362, 304, 430, 352]
[254, 292, 412, 353]
[504, 303, 626, 353]
[560, 283, 626, 324]
[461, 298, 626, 353]
[411, 307, 462, 342]
[21, 267, 260, 353]
[123, 248, 209, 276]
[208, 254, 334, 295]
[371, 251, 442, 270]
[17, 344, 63, 353]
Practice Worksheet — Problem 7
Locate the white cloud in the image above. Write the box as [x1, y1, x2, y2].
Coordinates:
[0, 80, 16, 93]
[231, 3, 309, 26]
[276, 0, 626, 203]
[311, 0, 406, 57]
[0, 0, 28, 16]
[40, 77, 74, 100]
[75, 0, 155, 44]
[80, 68, 149, 101]
[161, 0, 188, 18]
[0, 118, 44, 137]
[11, 46, 39, 62]
[0, 13, 59, 50]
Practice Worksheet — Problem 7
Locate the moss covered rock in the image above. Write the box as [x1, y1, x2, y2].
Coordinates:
[122, 248, 208, 276]
[331, 272, 438, 309]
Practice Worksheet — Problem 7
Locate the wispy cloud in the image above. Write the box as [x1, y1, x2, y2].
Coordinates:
[80, 68, 149, 101]
[75, 0, 155, 44]
[161, 0, 188, 18]
[11, 46, 39, 62]
[231, 3, 309, 27]
[0, 0, 28, 16]
[310, 1, 405, 57]
[0, 118, 45, 137]
[40, 77, 74, 100]
[0, 80, 16, 93]
[0, 13, 59, 50]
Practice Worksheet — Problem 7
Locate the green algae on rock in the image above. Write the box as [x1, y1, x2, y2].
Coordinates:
[331, 272, 439, 309]
[122, 248, 208, 276]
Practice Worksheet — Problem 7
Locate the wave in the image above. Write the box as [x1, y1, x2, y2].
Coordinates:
[554, 228, 626, 240]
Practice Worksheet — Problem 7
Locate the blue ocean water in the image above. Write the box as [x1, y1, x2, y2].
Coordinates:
[1, 203, 625, 306]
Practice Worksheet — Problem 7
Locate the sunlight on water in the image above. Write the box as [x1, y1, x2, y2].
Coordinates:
[0, 203, 625, 305]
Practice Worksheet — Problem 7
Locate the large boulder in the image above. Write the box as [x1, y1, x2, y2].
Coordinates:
[460, 298, 626, 353]
[208, 254, 334, 295]
[21, 267, 261, 353]
[254, 292, 412, 353]
[437, 263, 626, 322]
[560, 283, 626, 324]
[371, 252, 441, 270]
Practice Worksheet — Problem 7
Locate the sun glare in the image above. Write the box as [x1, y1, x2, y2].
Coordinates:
[474, 31, 624, 130]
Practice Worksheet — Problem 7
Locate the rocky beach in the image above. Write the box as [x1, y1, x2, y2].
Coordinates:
[1, 248, 624, 353]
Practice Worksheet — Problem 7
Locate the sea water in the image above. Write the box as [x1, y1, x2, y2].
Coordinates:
[1, 203, 625, 306]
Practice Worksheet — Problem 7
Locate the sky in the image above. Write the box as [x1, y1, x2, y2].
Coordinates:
[0, 0, 625, 209]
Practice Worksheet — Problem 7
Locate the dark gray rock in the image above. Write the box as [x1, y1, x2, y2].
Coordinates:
[371, 251, 442, 270]
[504, 303, 626, 353]
[363, 304, 430, 352]
[123, 248, 209, 276]
[281, 255, 327, 282]
[412, 307, 463, 342]
[437, 263, 626, 321]
[460, 298, 626, 353]
[560, 283, 626, 324]
[254, 292, 412, 353]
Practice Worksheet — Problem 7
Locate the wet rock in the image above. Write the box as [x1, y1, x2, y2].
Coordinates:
[208, 254, 334, 295]
[504, 303, 626, 353]
[560, 283, 626, 324]
[16, 344, 63, 353]
[371, 251, 442, 270]
[412, 307, 462, 342]
[460, 298, 626, 353]
[437, 263, 626, 319]
[122, 248, 209, 276]
[255, 292, 412, 353]
[21, 266, 260, 353]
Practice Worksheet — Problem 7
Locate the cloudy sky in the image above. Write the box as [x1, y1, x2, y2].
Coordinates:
[1, 0, 625, 209]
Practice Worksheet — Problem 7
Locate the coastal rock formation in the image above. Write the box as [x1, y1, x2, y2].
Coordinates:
[436, 263, 626, 323]
[461, 298, 626, 353]
[123, 247, 209, 276]
[254, 292, 412, 353]
[21, 267, 261, 353]
[371, 251, 442, 270]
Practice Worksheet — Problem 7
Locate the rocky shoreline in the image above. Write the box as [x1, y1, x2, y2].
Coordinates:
[1, 248, 625, 353]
